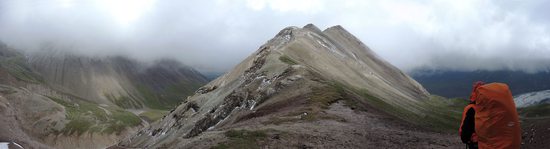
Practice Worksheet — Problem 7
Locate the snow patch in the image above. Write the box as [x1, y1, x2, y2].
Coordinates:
[0, 143, 8, 149]
[291, 65, 304, 69]
[257, 78, 272, 91]
[316, 40, 330, 49]
[514, 89, 550, 107]
[310, 33, 346, 58]
[207, 114, 231, 130]
[12, 142, 22, 149]
[283, 35, 292, 41]
[351, 52, 359, 60]
[249, 100, 257, 110]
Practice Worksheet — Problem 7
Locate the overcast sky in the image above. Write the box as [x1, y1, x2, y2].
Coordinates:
[1, 0, 549, 73]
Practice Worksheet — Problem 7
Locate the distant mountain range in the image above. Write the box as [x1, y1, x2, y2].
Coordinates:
[202, 72, 225, 81]
[410, 70, 550, 98]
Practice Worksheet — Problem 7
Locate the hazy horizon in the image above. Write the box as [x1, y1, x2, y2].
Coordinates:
[1, 0, 549, 73]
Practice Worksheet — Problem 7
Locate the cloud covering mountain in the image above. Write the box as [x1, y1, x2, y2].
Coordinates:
[1, 0, 549, 72]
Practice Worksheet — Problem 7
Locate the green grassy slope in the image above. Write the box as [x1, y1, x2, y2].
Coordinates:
[334, 81, 467, 132]
[518, 103, 550, 118]
[0, 53, 43, 83]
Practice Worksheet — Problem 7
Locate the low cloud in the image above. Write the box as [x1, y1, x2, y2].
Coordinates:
[1, 0, 549, 73]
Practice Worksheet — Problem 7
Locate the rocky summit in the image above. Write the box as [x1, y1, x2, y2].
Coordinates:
[115, 24, 462, 148]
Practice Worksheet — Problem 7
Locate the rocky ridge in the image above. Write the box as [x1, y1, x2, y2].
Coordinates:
[115, 24, 459, 149]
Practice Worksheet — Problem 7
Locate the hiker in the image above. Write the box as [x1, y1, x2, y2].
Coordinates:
[459, 81, 521, 149]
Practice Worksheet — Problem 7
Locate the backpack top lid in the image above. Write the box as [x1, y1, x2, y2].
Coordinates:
[469, 81, 485, 102]
[473, 83, 521, 149]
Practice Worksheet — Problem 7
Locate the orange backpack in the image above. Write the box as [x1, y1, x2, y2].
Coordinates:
[460, 82, 521, 149]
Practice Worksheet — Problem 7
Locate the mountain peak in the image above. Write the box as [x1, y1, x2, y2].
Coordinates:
[303, 23, 322, 32]
[252, 24, 429, 100]
[324, 24, 345, 32]
[116, 24, 431, 148]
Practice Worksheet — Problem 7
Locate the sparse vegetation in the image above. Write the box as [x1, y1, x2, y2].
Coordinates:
[265, 116, 297, 125]
[139, 110, 169, 122]
[265, 109, 346, 125]
[105, 94, 142, 109]
[355, 88, 465, 132]
[329, 82, 369, 111]
[47, 95, 141, 135]
[417, 96, 466, 132]
[0, 55, 44, 83]
[324, 80, 465, 132]
[103, 109, 142, 134]
[135, 81, 201, 110]
[279, 55, 298, 65]
[135, 85, 165, 109]
[264, 84, 347, 125]
[63, 118, 94, 135]
[310, 85, 343, 108]
[343, 97, 366, 111]
[518, 103, 550, 118]
[212, 129, 269, 149]
[0, 86, 17, 94]
[282, 85, 344, 122]
[260, 77, 464, 132]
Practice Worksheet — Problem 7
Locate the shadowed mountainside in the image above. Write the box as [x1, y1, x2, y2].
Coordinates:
[27, 50, 207, 109]
[411, 70, 550, 98]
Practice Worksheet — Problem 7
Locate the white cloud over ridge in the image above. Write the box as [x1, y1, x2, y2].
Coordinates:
[0, 0, 549, 73]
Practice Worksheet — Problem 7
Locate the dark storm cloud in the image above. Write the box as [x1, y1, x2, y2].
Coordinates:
[0, 0, 549, 73]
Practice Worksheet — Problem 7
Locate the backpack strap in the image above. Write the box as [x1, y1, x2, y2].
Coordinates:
[460, 106, 476, 144]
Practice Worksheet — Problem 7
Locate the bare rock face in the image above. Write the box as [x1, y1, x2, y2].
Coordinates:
[115, 24, 450, 149]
